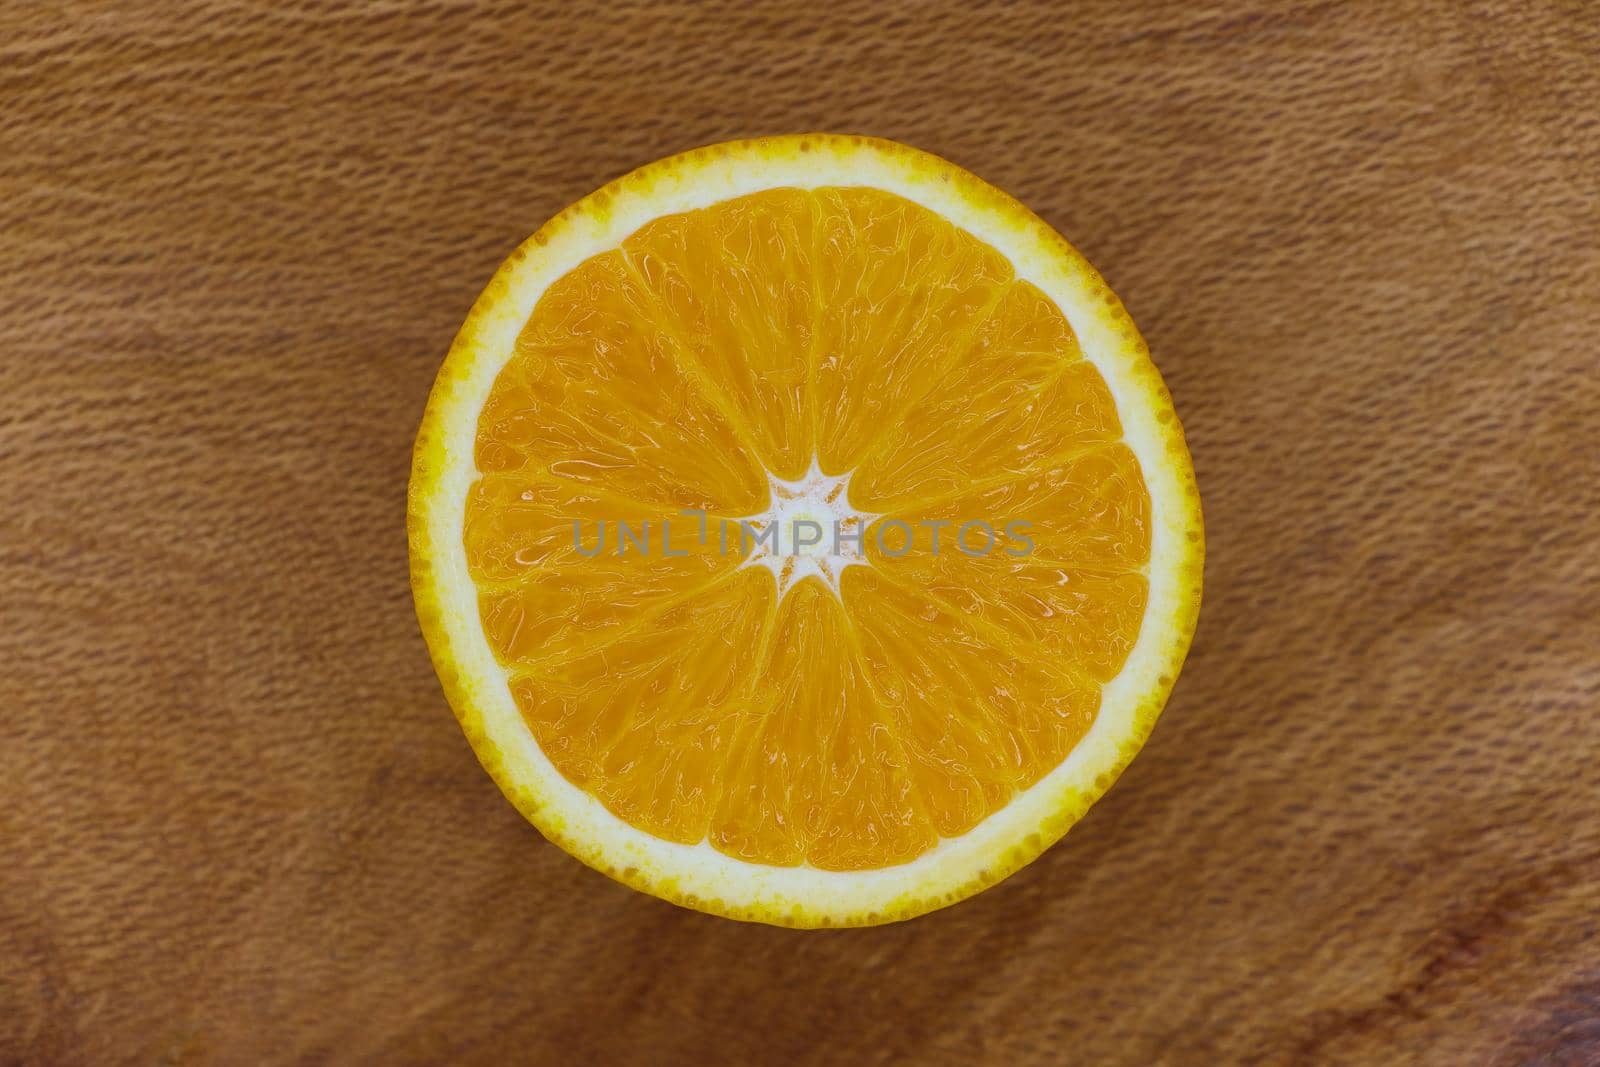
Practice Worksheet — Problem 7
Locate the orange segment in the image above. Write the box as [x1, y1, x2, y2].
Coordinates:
[480, 251, 767, 513]
[851, 281, 1119, 510]
[868, 444, 1152, 682]
[710, 579, 936, 869]
[811, 188, 1014, 473]
[624, 190, 819, 480]
[841, 567, 1101, 838]
[511, 568, 773, 845]
[467, 477, 737, 664]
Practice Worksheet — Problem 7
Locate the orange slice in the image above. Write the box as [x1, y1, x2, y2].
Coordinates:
[409, 135, 1202, 926]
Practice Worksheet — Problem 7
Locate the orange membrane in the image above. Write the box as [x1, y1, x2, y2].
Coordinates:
[467, 187, 1150, 870]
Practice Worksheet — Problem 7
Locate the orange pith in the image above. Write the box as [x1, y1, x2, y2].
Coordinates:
[464, 186, 1151, 871]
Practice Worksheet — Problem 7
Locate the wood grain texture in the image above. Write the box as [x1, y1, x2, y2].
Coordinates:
[3, 1, 1598, 1063]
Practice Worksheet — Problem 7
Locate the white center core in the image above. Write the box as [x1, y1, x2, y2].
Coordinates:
[737, 461, 880, 597]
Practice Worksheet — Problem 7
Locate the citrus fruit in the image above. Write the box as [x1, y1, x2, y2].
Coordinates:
[409, 134, 1203, 926]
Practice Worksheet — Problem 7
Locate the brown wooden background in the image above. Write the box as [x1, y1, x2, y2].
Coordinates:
[4, 2, 1598, 1064]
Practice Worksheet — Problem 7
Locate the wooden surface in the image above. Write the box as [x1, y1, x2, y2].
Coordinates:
[3, 2, 1598, 1064]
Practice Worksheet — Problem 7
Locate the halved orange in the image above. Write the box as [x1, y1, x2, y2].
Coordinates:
[409, 135, 1202, 926]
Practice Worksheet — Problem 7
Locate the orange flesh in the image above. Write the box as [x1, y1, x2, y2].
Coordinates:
[467, 187, 1151, 870]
